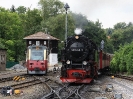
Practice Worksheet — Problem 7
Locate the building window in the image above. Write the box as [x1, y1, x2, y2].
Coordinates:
[44, 41, 46, 45]
[36, 41, 40, 46]
[2, 55, 5, 61]
[1, 55, 5, 61]
[29, 41, 32, 44]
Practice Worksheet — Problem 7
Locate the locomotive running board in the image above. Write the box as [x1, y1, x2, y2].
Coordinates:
[60, 77, 93, 83]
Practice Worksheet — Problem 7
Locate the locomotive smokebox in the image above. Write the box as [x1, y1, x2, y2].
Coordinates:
[74, 28, 82, 35]
[72, 72, 82, 78]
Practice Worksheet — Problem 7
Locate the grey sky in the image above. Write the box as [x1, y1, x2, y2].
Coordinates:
[0, 0, 133, 28]
[61, 0, 133, 28]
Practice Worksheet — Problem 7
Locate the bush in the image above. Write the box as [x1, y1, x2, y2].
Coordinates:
[110, 42, 133, 74]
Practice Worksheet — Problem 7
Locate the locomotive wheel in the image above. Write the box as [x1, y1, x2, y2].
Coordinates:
[45, 69, 48, 75]
[61, 67, 67, 77]
[90, 66, 94, 77]
[27, 69, 29, 74]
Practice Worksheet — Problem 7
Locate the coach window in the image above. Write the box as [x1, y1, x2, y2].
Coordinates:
[29, 41, 32, 44]
[36, 41, 40, 46]
[103, 53, 106, 60]
[44, 41, 46, 45]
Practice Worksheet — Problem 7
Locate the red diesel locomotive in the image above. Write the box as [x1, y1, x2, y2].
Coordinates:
[60, 28, 112, 83]
[26, 45, 48, 74]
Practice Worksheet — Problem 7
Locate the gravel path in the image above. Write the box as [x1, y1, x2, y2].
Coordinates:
[111, 77, 133, 99]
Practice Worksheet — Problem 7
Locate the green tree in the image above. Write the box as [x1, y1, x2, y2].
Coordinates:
[39, 0, 75, 50]
[106, 39, 114, 53]
[41, 13, 75, 60]
[114, 22, 126, 29]
[110, 22, 133, 51]
[10, 5, 16, 12]
[24, 8, 43, 36]
[0, 38, 5, 49]
[83, 20, 106, 49]
[41, 14, 75, 40]
[0, 10, 24, 61]
[111, 42, 133, 74]
[38, 0, 64, 20]
[16, 6, 26, 14]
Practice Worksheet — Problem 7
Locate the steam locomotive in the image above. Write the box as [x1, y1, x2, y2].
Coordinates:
[60, 28, 112, 83]
[26, 45, 48, 74]
[60, 28, 98, 83]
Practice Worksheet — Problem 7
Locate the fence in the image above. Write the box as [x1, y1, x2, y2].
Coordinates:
[6, 61, 19, 68]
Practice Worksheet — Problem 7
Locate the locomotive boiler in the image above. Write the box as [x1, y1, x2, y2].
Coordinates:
[60, 28, 98, 83]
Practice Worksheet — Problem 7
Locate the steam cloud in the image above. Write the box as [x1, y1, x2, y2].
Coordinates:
[74, 28, 82, 35]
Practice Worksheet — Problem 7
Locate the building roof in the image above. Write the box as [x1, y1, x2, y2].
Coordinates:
[23, 32, 59, 40]
[0, 48, 7, 50]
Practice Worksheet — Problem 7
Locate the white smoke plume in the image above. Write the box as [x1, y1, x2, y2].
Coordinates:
[74, 28, 82, 35]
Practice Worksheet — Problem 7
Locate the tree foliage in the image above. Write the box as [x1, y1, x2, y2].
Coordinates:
[111, 42, 133, 74]
[39, 0, 76, 59]
[2, 0, 133, 70]
[10, 5, 16, 12]
[104, 22, 133, 53]
[0, 8, 25, 61]
[24, 8, 43, 36]
[16, 6, 26, 14]
[0, 3, 109, 62]
[83, 20, 106, 49]
[38, 0, 64, 20]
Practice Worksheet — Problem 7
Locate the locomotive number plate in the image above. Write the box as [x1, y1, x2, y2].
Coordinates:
[71, 49, 83, 51]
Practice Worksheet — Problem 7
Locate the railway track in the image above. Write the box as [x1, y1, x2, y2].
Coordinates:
[106, 73, 133, 81]
[38, 76, 63, 99]
[0, 76, 49, 90]
[0, 79, 38, 90]
[36, 71, 85, 99]
[105, 73, 133, 92]
[0, 71, 129, 99]
[41, 82, 84, 99]
[29, 74, 84, 99]
[114, 74, 133, 81]
[62, 84, 84, 99]
[33, 75, 122, 99]
[0, 74, 29, 83]
[1, 70, 132, 99]
[0, 70, 25, 76]
[36, 75, 85, 99]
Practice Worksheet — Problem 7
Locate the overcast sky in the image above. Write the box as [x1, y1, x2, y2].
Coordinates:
[0, 0, 133, 28]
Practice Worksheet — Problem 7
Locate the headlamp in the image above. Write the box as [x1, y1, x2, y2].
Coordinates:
[66, 60, 70, 64]
[83, 61, 87, 65]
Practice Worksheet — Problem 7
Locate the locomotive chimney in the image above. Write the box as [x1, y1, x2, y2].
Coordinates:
[74, 28, 82, 35]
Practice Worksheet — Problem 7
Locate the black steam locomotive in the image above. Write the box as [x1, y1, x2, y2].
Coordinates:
[60, 29, 98, 83]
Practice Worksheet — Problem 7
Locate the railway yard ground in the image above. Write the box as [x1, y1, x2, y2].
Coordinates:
[0, 64, 133, 99]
